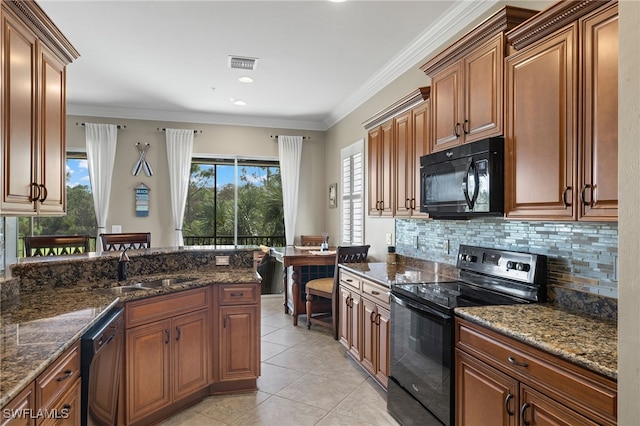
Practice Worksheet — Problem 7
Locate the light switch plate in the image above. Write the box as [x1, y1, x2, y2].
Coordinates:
[385, 233, 392, 245]
[216, 256, 230, 266]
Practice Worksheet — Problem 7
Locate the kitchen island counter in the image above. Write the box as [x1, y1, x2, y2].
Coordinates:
[0, 268, 258, 410]
[455, 304, 617, 381]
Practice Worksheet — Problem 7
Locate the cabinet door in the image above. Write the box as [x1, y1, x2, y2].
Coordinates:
[360, 297, 377, 375]
[338, 286, 352, 349]
[219, 305, 259, 381]
[172, 310, 209, 400]
[374, 305, 390, 388]
[579, 4, 618, 221]
[393, 111, 412, 217]
[38, 379, 81, 426]
[349, 293, 361, 360]
[505, 24, 577, 220]
[520, 385, 599, 426]
[464, 33, 503, 143]
[0, 9, 38, 214]
[379, 121, 394, 216]
[367, 127, 381, 215]
[456, 349, 518, 426]
[1, 383, 35, 426]
[431, 61, 462, 152]
[126, 320, 171, 424]
[37, 42, 66, 215]
[412, 102, 430, 218]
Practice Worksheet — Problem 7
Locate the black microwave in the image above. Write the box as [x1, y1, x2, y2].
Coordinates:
[419, 137, 504, 218]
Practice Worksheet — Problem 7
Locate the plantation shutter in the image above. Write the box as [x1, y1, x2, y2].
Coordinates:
[341, 140, 364, 245]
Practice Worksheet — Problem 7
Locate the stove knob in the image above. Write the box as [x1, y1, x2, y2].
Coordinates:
[459, 253, 466, 262]
[516, 263, 530, 272]
[467, 255, 477, 263]
[506, 261, 515, 270]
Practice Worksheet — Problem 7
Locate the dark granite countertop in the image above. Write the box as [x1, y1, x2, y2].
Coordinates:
[0, 268, 258, 409]
[455, 305, 617, 381]
[341, 262, 617, 382]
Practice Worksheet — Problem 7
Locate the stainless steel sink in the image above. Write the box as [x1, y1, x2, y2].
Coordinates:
[136, 277, 193, 289]
[97, 284, 149, 295]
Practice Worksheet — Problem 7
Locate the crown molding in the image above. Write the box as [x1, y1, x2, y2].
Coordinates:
[323, 0, 499, 130]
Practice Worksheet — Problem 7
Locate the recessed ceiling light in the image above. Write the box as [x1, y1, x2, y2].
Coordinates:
[329, 0, 347, 3]
[230, 98, 247, 106]
[238, 76, 254, 84]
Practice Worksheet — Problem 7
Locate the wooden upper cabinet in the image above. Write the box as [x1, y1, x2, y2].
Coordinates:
[421, 7, 537, 153]
[364, 87, 430, 218]
[505, 25, 577, 220]
[0, 2, 78, 216]
[505, 0, 618, 221]
[579, 2, 618, 221]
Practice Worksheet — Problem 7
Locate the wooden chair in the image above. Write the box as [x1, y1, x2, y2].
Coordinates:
[305, 245, 370, 339]
[24, 235, 91, 257]
[100, 232, 151, 251]
[300, 235, 327, 246]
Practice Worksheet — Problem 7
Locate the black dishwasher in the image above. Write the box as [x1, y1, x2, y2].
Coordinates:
[81, 307, 124, 426]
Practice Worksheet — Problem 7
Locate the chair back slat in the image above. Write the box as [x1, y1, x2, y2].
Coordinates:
[100, 233, 151, 251]
[24, 235, 91, 257]
[300, 235, 327, 246]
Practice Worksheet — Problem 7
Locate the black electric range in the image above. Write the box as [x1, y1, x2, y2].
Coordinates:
[387, 245, 547, 426]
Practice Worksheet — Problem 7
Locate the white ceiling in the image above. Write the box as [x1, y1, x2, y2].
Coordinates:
[38, 0, 500, 131]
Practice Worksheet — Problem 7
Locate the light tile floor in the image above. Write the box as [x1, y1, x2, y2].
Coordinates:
[160, 294, 400, 426]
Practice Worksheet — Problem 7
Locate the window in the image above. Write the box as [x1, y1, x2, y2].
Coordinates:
[18, 152, 97, 255]
[183, 157, 285, 247]
[341, 139, 364, 245]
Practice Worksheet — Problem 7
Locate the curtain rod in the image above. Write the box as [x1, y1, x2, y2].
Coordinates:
[76, 122, 126, 129]
[157, 128, 202, 135]
[270, 135, 310, 141]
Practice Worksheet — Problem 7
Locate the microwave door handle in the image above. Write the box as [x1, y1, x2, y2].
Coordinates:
[462, 160, 474, 209]
[470, 160, 480, 207]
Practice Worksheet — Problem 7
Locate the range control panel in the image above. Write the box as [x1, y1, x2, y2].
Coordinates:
[456, 245, 546, 285]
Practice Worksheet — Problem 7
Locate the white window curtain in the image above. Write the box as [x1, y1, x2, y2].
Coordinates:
[85, 123, 118, 252]
[277, 135, 303, 246]
[166, 128, 194, 247]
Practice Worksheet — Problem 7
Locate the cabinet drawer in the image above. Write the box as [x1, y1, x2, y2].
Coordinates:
[38, 378, 81, 426]
[36, 342, 80, 411]
[456, 319, 617, 422]
[218, 283, 259, 305]
[339, 271, 361, 291]
[126, 287, 209, 328]
[361, 280, 389, 306]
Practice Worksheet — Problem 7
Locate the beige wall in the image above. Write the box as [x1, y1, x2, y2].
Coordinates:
[67, 116, 326, 247]
[618, 0, 640, 423]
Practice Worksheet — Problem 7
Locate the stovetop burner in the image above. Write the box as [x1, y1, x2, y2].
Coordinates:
[391, 245, 547, 311]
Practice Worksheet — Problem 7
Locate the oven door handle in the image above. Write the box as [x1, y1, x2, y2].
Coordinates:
[390, 293, 451, 322]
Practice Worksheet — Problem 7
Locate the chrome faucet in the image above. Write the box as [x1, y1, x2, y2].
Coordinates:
[117, 248, 129, 281]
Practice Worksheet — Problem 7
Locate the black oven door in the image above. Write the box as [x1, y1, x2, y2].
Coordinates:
[389, 293, 454, 426]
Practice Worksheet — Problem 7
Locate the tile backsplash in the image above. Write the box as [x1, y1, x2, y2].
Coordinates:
[395, 218, 618, 299]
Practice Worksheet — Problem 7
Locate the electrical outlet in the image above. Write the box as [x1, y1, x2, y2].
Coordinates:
[385, 233, 392, 245]
[215, 256, 230, 266]
[443, 239, 449, 254]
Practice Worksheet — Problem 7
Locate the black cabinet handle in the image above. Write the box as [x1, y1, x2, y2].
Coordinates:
[375, 313, 381, 326]
[580, 184, 592, 206]
[562, 186, 571, 207]
[230, 292, 244, 297]
[508, 356, 528, 367]
[504, 393, 514, 416]
[56, 369, 73, 382]
[454, 123, 461, 138]
[462, 119, 469, 135]
[175, 326, 181, 341]
[165, 329, 170, 344]
[39, 184, 47, 202]
[370, 310, 376, 323]
[520, 402, 531, 426]
[30, 182, 40, 202]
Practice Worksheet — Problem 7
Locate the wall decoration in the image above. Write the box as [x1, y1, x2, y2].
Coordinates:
[135, 183, 150, 217]
[329, 183, 337, 208]
[132, 142, 153, 176]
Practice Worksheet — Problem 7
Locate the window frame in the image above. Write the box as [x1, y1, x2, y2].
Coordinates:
[341, 139, 365, 245]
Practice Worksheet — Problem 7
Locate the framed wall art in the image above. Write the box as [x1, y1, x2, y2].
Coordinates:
[329, 183, 337, 208]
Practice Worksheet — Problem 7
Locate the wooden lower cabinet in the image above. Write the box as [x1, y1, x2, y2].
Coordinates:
[338, 269, 390, 389]
[218, 305, 259, 381]
[455, 318, 617, 426]
[1, 383, 35, 426]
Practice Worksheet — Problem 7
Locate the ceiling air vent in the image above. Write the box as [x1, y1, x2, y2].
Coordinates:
[228, 56, 258, 71]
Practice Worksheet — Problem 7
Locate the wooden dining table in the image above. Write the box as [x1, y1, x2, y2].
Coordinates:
[270, 246, 337, 326]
